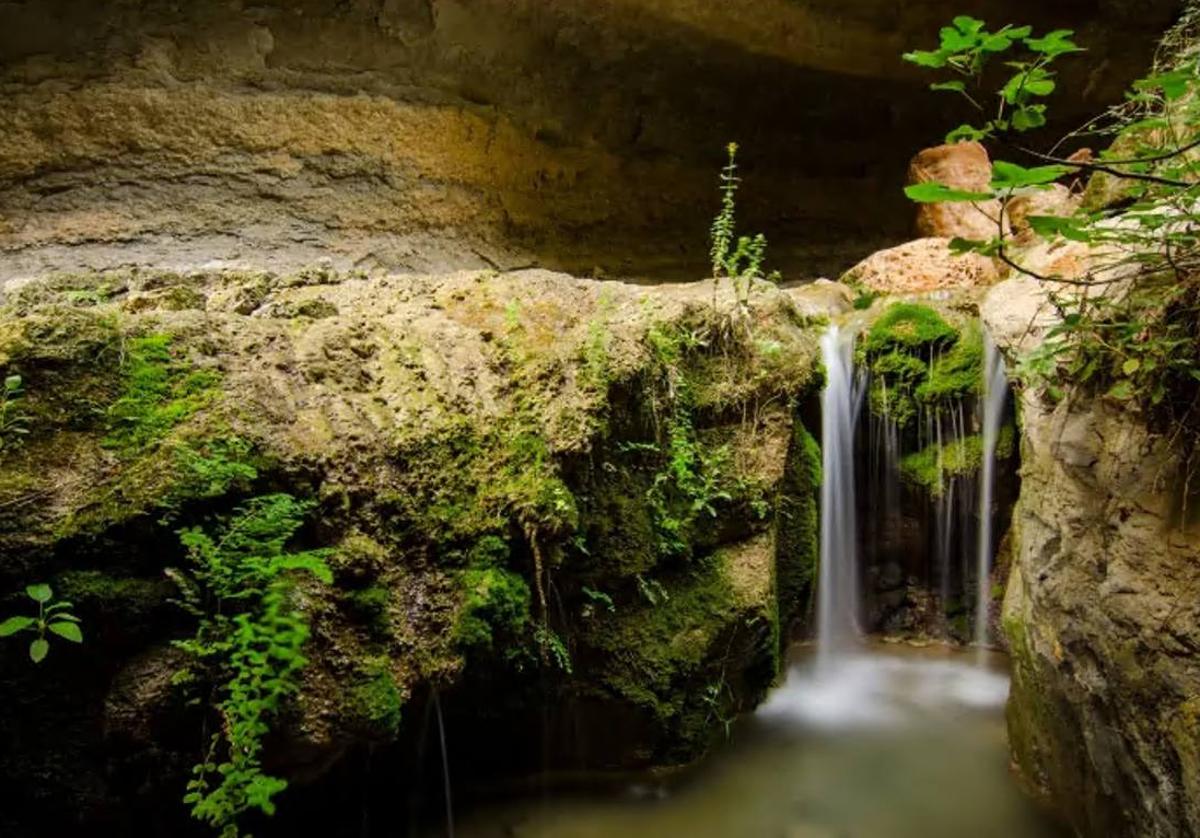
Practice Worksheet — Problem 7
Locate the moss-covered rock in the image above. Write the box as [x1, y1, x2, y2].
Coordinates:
[0, 267, 830, 833]
[899, 425, 1015, 497]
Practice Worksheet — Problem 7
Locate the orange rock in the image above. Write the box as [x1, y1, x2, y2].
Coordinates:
[908, 142, 1005, 241]
[841, 237, 999, 294]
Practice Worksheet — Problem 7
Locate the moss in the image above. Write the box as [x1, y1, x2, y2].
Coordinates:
[55, 570, 170, 614]
[345, 585, 392, 637]
[57, 434, 259, 538]
[862, 303, 958, 355]
[590, 557, 739, 718]
[868, 351, 928, 427]
[454, 537, 532, 651]
[330, 533, 389, 581]
[916, 322, 984, 405]
[582, 549, 776, 761]
[346, 657, 404, 738]
[899, 425, 1016, 497]
[774, 419, 821, 634]
[104, 333, 221, 453]
[862, 305, 985, 429]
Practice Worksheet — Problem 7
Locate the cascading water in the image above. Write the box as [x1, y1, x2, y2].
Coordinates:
[816, 325, 864, 664]
[973, 333, 1008, 654]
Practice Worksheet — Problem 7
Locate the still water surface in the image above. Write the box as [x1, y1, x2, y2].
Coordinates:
[449, 645, 1064, 838]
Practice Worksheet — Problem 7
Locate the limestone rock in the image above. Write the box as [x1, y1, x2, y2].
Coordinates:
[1008, 184, 1081, 243]
[785, 278, 854, 318]
[908, 142, 1005, 241]
[842, 237, 999, 294]
[988, 276, 1200, 838]
[0, 267, 826, 833]
[0, 0, 1176, 284]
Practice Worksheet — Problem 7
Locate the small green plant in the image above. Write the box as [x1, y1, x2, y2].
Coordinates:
[709, 142, 779, 308]
[0, 374, 29, 451]
[0, 584, 83, 663]
[903, 16, 1083, 144]
[581, 586, 616, 616]
[636, 574, 670, 606]
[533, 624, 572, 674]
[168, 494, 332, 837]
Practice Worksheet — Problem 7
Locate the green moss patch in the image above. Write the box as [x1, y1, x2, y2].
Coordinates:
[861, 303, 983, 429]
[347, 657, 404, 737]
[899, 425, 1015, 497]
[104, 333, 221, 453]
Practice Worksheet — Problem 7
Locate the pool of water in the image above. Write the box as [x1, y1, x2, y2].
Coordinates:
[444, 644, 1064, 838]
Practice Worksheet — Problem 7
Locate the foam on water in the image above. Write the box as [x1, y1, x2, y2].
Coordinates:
[759, 649, 1010, 732]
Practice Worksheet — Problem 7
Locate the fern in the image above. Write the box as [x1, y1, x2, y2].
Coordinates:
[169, 494, 332, 837]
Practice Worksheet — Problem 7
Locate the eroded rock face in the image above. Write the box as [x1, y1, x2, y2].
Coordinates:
[984, 277, 1200, 838]
[0, 0, 1179, 284]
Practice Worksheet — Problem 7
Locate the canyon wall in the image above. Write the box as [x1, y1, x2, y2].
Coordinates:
[0, 0, 1178, 283]
[985, 279, 1200, 838]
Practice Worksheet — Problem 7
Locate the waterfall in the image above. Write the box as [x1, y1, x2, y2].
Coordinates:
[816, 325, 864, 664]
[433, 690, 455, 838]
[974, 334, 1008, 653]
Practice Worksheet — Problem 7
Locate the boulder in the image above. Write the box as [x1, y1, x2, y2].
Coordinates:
[908, 142, 1006, 241]
[841, 237, 999, 294]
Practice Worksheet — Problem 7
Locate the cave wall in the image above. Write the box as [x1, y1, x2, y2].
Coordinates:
[0, 0, 1180, 284]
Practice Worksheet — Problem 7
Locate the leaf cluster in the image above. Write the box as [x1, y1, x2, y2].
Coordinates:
[904, 16, 1082, 142]
[709, 142, 779, 307]
[0, 583, 83, 663]
[905, 14, 1200, 513]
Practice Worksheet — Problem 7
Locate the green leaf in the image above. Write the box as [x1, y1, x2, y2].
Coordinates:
[1012, 105, 1048, 131]
[29, 638, 49, 663]
[951, 15, 985, 36]
[990, 161, 1071, 189]
[903, 49, 949, 69]
[0, 616, 35, 637]
[1122, 358, 1142, 376]
[946, 123, 989, 143]
[1106, 381, 1135, 401]
[930, 81, 966, 93]
[3, 375, 21, 394]
[1024, 30, 1083, 58]
[1135, 70, 1193, 101]
[940, 26, 978, 52]
[25, 584, 52, 603]
[1026, 215, 1092, 242]
[905, 182, 993, 203]
[48, 622, 83, 643]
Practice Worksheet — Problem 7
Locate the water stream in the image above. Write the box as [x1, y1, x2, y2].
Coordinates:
[437, 324, 1040, 838]
[816, 325, 865, 664]
[974, 334, 1009, 653]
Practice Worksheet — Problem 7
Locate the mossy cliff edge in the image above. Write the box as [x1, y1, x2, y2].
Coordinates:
[0, 268, 831, 834]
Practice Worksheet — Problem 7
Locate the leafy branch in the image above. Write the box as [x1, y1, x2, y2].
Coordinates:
[904, 14, 1200, 517]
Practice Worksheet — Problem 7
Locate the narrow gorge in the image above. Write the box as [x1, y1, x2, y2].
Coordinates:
[1, 2, 1198, 837]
